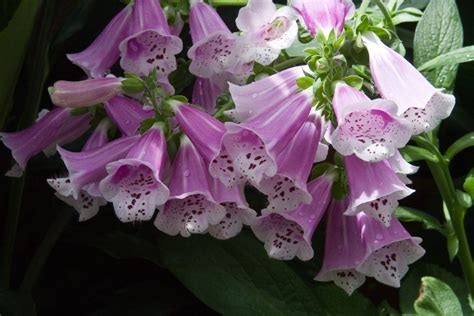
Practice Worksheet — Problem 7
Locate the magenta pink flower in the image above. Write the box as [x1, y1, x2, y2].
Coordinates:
[235, 0, 298, 65]
[50, 77, 124, 108]
[208, 178, 256, 239]
[99, 124, 170, 222]
[291, 0, 354, 37]
[119, 0, 182, 77]
[251, 175, 333, 260]
[330, 82, 412, 162]
[105, 96, 154, 136]
[154, 136, 225, 237]
[67, 4, 132, 78]
[344, 155, 414, 226]
[192, 78, 223, 114]
[255, 119, 321, 213]
[362, 32, 455, 134]
[1, 107, 91, 174]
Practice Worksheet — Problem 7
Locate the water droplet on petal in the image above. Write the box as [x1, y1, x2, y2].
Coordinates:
[183, 170, 190, 177]
[251, 93, 258, 98]
[375, 233, 383, 240]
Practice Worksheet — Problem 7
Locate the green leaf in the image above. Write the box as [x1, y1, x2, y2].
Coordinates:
[418, 46, 474, 72]
[463, 169, 474, 199]
[343, 75, 364, 90]
[445, 132, 474, 162]
[0, 0, 22, 31]
[413, 0, 463, 90]
[296, 77, 315, 90]
[0, 290, 36, 316]
[400, 263, 471, 315]
[395, 207, 445, 235]
[414, 276, 462, 316]
[400, 145, 438, 163]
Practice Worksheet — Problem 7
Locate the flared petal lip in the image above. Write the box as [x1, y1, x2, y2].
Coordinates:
[187, 30, 236, 65]
[119, 28, 183, 57]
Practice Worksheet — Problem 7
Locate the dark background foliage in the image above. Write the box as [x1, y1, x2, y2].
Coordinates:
[0, 0, 473, 315]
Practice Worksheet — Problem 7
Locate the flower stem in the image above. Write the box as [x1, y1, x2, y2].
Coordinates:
[274, 56, 306, 71]
[210, 0, 247, 7]
[415, 136, 474, 295]
[20, 206, 74, 292]
[371, 0, 396, 33]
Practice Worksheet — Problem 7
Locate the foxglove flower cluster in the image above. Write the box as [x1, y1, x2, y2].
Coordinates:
[2, 0, 454, 295]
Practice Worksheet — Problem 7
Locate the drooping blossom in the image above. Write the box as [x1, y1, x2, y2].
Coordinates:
[172, 102, 241, 187]
[256, 118, 321, 213]
[192, 77, 223, 113]
[188, 1, 250, 88]
[105, 96, 154, 136]
[227, 65, 307, 122]
[50, 77, 124, 108]
[58, 134, 140, 198]
[235, 0, 298, 65]
[208, 178, 257, 239]
[223, 88, 313, 184]
[344, 155, 414, 226]
[47, 119, 111, 221]
[0, 107, 91, 175]
[252, 175, 333, 260]
[67, 4, 133, 78]
[330, 82, 412, 162]
[362, 32, 455, 134]
[291, 0, 355, 37]
[100, 123, 170, 222]
[154, 136, 226, 237]
[119, 0, 183, 78]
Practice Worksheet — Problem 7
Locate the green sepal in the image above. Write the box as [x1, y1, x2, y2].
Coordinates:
[296, 77, 315, 90]
[122, 77, 145, 94]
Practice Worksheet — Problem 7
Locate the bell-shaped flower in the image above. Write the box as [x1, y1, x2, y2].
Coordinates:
[47, 119, 111, 221]
[58, 134, 140, 198]
[235, 0, 298, 65]
[251, 175, 333, 260]
[208, 178, 257, 239]
[173, 102, 241, 187]
[315, 198, 368, 295]
[362, 32, 455, 134]
[105, 96, 154, 136]
[188, 1, 249, 88]
[330, 82, 412, 162]
[119, 0, 183, 77]
[227, 65, 307, 122]
[1, 107, 91, 174]
[50, 77, 124, 108]
[192, 78, 223, 114]
[256, 119, 321, 213]
[67, 4, 132, 78]
[223, 88, 313, 184]
[291, 0, 355, 37]
[344, 155, 414, 226]
[387, 151, 419, 184]
[356, 215, 425, 288]
[154, 136, 226, 237]
[99, 123, 170, 222]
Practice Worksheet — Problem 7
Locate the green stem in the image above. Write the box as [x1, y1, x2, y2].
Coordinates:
[415, 136, 474, 295]
[210, 0, 247, 7]
[371, 0, 396, 33]
[274, 56, 306, 71]
[0, 177, 25, 288]
[214, 100, 234, 119]
[20, 207, 74, 292]
[358, 0, 371, 15]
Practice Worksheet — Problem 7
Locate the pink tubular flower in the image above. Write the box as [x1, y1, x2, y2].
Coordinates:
[105, 96, 154, 136]
[58, 134, 140, 199]
[330, 82, 412, 162]
[344, 155, 414, 226]
[227, 65, 308, 122]
[208, 178, 257, 239]
[362, 32, 455, 134]
[50, 77, 124, 108]
[314, 199, 367, 295]
[192, 77, 223, 113]
[67, 4, 132, 78]
[173, 102, 241, 187]
[256, 119, 321, 213]
[99, 123, 170, 222]
[1, 107, 91, 174]
[119, 0, 183, 77]
[251, 175, 333, 260]
[291, 0, 354, 37]
[235, 0, 298, 65]
[387, 151, 419, 184]
[154, 136, 226, 237]
[47, 119, 111, 221]
[223, 88, 313, 184]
